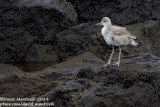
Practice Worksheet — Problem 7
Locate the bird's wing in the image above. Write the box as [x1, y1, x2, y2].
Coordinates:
[112, 35, 130, 45]
[110, 26, 131, 36]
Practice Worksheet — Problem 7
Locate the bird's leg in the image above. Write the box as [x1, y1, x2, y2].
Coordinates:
[113, 46, 121, 66]
[103, 46, 114, 67]
[117, 46, 121, 66]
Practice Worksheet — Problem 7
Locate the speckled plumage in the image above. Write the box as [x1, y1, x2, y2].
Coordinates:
[101, 17, 138, 46]
[98, 17, 138, 66]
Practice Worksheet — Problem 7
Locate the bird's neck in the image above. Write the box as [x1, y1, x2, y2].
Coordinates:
[103, 22, 111, 29]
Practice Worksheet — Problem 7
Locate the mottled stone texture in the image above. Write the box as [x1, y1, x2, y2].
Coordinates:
[0, 0, 77, 62]
[0, 53, 160, 106]
[68, 0, 160, 25]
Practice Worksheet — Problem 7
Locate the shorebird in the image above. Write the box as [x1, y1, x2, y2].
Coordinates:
[96, 17, 138, 67]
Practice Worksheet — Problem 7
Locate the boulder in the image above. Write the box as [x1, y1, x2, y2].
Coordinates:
[54, 23, 108, 60]
[93, 53, 160, 107]
[16, 0, 77, 23]
[24, 44, 59, 62]
[0, 0, 77, 62]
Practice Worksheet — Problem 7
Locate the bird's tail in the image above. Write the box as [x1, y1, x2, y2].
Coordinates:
[129, 36, 138, 46]
[130, 35, 137, 39]
[132, 42, 138, 46]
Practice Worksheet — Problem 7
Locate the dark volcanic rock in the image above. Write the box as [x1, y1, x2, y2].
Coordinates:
[40, 80, 83, 106]
[144, 21, 160, 57]
[94, 53, 160, 107]
[0, 63, 25, 77]
[77, 67, 96, 79]
[37, 52, 104, 77]
[53, 20, 160, 62]
[78, 89, 105, 107]
[55, 23, 107, 59]
[152, 1, 160, 20]
[24, 44, 59, 62]
[113, 20, 160, 57]
[0, 53, 160, 106]
[0, 0, 77, 62]
[0, 0, 160, 106]
[16, 0, 77, 23]
[68, 0, 160, 25]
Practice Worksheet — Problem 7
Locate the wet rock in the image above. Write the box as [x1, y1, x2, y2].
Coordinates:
[37, 52, 104, 77]
[0, 63, 25, 77]
[77, 67, 96, 79]
[24, 44, 59, 62]
[0, 0, 77, 62]
[68, 0, 160, 25]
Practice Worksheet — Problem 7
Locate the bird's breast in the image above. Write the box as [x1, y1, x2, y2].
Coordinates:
[101, 27, 115, 45]
[101, 27, 107, 36]
[103, 35, 113, 45]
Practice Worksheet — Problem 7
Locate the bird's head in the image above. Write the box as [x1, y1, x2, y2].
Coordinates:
[96, 17, 111, 26]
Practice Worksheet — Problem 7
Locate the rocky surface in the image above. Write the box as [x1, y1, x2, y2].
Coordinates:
[0, 0, 77, 62]
[54, 23, 108, 60]
[144, 21, 160, 57]
[0, 0, 160, 107]
[68, 0, 160, 25]
[53, 20, 160, 60]
[0, 0, 160, 62]
[24, 44, 59, 62]
[0, 52, 160, 106]
[123, 20, 159, 56]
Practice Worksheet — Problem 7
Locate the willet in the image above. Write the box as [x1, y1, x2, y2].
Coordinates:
[96, 17, 138, 67]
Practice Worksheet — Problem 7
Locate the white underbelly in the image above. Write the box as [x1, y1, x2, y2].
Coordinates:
[101, 27, 118, 46]
[102, 33, 117, 45]
[104, 36, 113, 45]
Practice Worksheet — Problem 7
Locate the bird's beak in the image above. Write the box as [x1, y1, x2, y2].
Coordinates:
[95, 23, 102, 26]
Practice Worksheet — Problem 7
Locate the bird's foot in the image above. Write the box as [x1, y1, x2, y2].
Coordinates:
[112, 62, 120, 66]
[103, 61, 111, 67]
